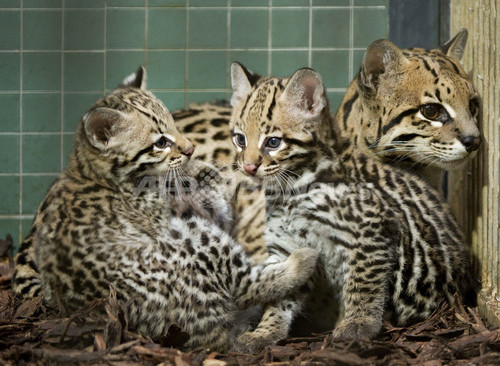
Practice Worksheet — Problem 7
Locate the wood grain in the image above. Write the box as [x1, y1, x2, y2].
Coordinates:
[450, 0, 500, 326]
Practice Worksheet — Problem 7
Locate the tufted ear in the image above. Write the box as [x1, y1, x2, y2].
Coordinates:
[120, 66, 147, 90]
[440, 28, 468, 61]
[230, 62, 260, 107]
[280, 68, 326, 120]
[84, 108, 126, 150]
[360, 39, 407, 93]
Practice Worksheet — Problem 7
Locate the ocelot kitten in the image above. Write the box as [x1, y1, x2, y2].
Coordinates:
[336, 29, 481, 191]
[228, 62, 476, 353]
[12, 67, 319, 352]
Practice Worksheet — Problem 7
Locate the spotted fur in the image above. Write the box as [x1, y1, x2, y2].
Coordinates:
[336, 29, 481, 190]
[227, 63, 476, 353]
[12, 67, 319, 352]
[173, 102, 268, 263]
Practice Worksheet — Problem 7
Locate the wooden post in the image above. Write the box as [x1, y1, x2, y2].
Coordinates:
[449, 0, 500, 325]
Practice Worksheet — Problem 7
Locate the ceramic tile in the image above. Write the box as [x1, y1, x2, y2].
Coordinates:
[271, 50, 308, 76]
[22, 134, 61, 173]
[148, 8, 186, 48]
[63, 93, 102, 132]
[22, 175, 57, 214]
[0, 135, 20, 173]
[0, 94, 20, 131]
[0, 52, 20, 91]
[272, 8, 308, 48]
[64, 52, 104, 91]
[311, 50, 349, 88]
[106, 9, 146, 49]
[188, 9, 227, 48]
[188, 51, 226, 89]
[312, 8, 349, 48]
[22, 52, 61, 91]
[64, 10, 104, 50]
[353, 8, 388, 47]
[146, 50, 185, 89]
[22, 93, 61, 132]
[229, 51, 268, 76]
[106, 51, 146, 89]
[0, 11, 20, 50]
[231, 9, 268, 48]
[23, 10, 61, 50]
[0, 176, 20, 214]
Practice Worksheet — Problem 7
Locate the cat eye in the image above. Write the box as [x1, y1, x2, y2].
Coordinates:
[233, 133, 246, 148]
[469, 98, 479, 118]
[419, 103, 449, 122]
[154, 136, 173, 149]
[420, 104, 440, 119]
[265, 137, 282, 149]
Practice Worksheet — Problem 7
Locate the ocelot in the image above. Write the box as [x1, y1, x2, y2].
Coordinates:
[336, 29, 481, 191]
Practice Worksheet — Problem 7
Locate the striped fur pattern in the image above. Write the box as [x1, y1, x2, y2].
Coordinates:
[12, 68, 320, 351]
[336, 29, 481, 190]
[173, 102, 269, 263]
[228, 63, 476, 352]
[172, 101, 235, 167]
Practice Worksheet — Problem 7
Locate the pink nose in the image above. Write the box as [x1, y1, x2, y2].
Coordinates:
[243, 164, 260, 175]
[182, 146, 195, 157]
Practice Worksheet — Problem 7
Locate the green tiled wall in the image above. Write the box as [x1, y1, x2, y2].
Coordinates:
[0, 0, 388, 252]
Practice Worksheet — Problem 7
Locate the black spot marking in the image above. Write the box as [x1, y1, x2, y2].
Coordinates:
[342, 92, 359, 130]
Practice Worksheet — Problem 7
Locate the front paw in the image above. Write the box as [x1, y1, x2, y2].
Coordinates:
[232, 329, 285, 354]
[332, 316, 382, 339]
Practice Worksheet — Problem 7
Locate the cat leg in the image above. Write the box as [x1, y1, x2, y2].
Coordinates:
[232, 299, 302, 354]
[13, 236, 43, 299]
[231, 249, 317, 354]
[232, 247, 318, 308]
[332, 246, 391, 339]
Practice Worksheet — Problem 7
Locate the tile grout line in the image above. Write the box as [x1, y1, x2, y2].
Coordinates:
[308, 0, 312, 67]
[144, 0, 148, 74]
[0, 215, 35, 220]
[267, 0, 272, 75]
[7, 47, 369, 53]
[0, 173, 60, 177]
[18, 0, 23, 242]
[60, 0, 65, 171]
[13, 6, 386, 11]
[226, 0, 231, 96]
[104, 3, 107, 94]
[349, 0, 354, 81]
[0, 132, 77, 136]
[184, 0, 190, 107]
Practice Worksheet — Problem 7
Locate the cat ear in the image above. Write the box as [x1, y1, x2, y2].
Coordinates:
[360, 39, 407, 93]
[84, 108, 126, 150]
[121, 66, 147, 90]
[280, 68, 326, 120]
[440, 28, 468, 61]
[230, 62, 260, 107]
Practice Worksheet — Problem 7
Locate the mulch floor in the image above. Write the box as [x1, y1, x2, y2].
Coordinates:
[1, 235, 500, 366]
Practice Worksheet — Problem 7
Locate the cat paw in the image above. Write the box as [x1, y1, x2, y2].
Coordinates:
[287, 247, 319, 278]
[232, 329, 284, 354]
[332, 316, 382, 339]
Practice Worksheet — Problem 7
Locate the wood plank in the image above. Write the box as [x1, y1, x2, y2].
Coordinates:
[450, 0, 500, 326]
